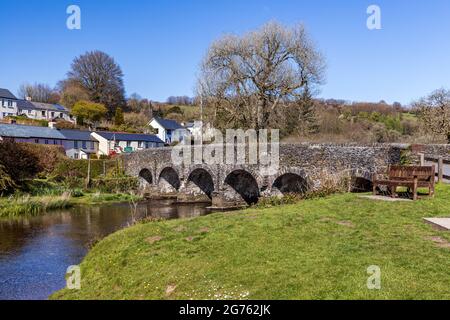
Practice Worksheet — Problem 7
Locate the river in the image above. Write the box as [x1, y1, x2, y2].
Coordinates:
[0, 200, 211, 300]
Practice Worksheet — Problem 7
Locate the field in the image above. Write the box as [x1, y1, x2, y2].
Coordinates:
[52, 185, 450, 300]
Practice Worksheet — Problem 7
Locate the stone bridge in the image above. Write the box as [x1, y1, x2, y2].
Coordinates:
[122, 143, 406, 207]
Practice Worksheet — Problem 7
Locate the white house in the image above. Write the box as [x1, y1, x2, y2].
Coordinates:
[59, 129, 98, 159]
[17, 98, 75, 123]
[91, 131, 164, 156]
[148, 117, 190, 144]
[0, 88, 18, 120]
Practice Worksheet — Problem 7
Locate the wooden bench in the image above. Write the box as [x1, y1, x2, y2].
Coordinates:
[372, 165, 435, 200]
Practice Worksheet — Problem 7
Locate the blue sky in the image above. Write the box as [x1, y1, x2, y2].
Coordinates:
[1, 0, 449, 105]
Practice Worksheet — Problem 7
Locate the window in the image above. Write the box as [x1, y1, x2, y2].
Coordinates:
[126, 141, 131, 147]
[42, 111, 46, 117]
[74, 153, 79, 159]
[138, 141, 143, 148]
[28, 110, 32, 114]
[145, 142, 149, 149]
[91, 142, 95, 149]
[82, 141, 87, 149]
[60, 113, 63, 118]
[74, 141, 79, 148]
[44, 140, 49, 145]
[35, 139, 39, 144]
[54, 140, 58, 145]
[51, 112, 55, 118]
[7, 100, 13, 107]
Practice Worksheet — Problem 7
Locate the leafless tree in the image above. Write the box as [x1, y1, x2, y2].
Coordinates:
[18, 83, 59, 103]
[414, 88, 450, 143]
[197, 21, 326, 130]
[67, 50, 126, 116]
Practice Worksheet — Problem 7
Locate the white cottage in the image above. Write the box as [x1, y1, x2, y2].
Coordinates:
[91, 131, 164, 156]
[148, 117, 190, 144]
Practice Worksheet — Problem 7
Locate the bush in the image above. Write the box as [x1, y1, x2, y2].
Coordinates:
[90, 177, 139, 193]
[0, 140, 41, 182]
[0, 164, 16, 193]
[51, 159, 118, 181]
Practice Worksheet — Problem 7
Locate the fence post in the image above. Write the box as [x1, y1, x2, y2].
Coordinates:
[438, 156, 444, 183]
[419, 153, 425, 166]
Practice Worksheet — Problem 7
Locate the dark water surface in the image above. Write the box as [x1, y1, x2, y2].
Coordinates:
[0, 200, 210, 300]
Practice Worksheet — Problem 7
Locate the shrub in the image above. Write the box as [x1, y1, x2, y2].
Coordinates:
[0, 140, 41, 182]
[90, 177, 139, 193]
[0, 164, 16, 193]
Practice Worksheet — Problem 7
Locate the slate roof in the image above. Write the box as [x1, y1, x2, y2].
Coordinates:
[16, 100, 70, 112]
[95, 131, 164, 143]
[59, 129, 96, 141]
[0, 88, 17, 100]
[0, 124, 66, 140]
[152, 117, 184, 130]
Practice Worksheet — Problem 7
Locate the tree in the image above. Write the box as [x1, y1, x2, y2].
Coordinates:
[297, 86, 318, 134]
[57, 79, 90, 109]
[18, 83, 59, 103]
[198, 21, 326, 130]
[67, 51, 126, 116]
[72, 100, 108, 127]
[414, 88, 450, 143]
[114, 107, 124, 126]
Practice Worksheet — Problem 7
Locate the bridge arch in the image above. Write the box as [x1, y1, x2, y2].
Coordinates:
[346, 169, 373, 192]
[186, 167, 215, 199]
[272, 172, 309, 195]
[224, 169, 260, 205]
[158, 167, 181, 192]
[138, 168, 153, 187]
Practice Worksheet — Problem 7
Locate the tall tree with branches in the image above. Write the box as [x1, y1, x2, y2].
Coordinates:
[414, 88, 450, 143]
[67, 50, 126, 116]
[198, 21, 326, 130]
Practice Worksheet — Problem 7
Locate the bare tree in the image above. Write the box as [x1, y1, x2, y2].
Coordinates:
[18, 83, 59, 103]
[67, 50, 126, 116]
[198, 21, 326, 130]
[414, 88, 450, 143]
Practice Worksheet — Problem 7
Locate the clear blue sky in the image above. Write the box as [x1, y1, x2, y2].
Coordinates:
[1, 0, 449, 105]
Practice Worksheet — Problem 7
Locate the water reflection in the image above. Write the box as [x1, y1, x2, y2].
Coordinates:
[0, 200, 210, 300]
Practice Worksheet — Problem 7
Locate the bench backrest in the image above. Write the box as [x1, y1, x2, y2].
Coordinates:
[389, 165, 435, 181]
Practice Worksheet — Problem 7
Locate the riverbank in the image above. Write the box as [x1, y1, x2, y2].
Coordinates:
[0, 192, 141, 218]
[52, 185, 450, 300]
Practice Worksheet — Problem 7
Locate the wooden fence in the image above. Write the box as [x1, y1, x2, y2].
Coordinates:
[419, 153, 450, 182]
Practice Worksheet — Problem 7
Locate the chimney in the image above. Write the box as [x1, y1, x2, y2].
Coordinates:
[26, 96, 32, 101]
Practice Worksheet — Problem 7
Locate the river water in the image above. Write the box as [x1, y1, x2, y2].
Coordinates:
[0, 200, 211, 300]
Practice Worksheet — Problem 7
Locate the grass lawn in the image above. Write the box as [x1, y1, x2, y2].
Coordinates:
[52, 185, 450, 300]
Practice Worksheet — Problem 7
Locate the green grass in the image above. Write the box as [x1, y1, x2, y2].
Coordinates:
[70, 192, 141, 206]
[0, 195, 72, 218]
[52, 185, 450, 300]
[0, 192, 141, 218]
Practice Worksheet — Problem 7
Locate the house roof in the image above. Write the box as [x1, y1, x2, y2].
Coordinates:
[17, 99, 35, 110]
[16, 100, 70, 112]
[0, 88, 17, 100]
[59, 129, 96, 141]
[0, 123, 66, 140]
[95, 131, 164, 143]
[151, 117, 183, 130]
